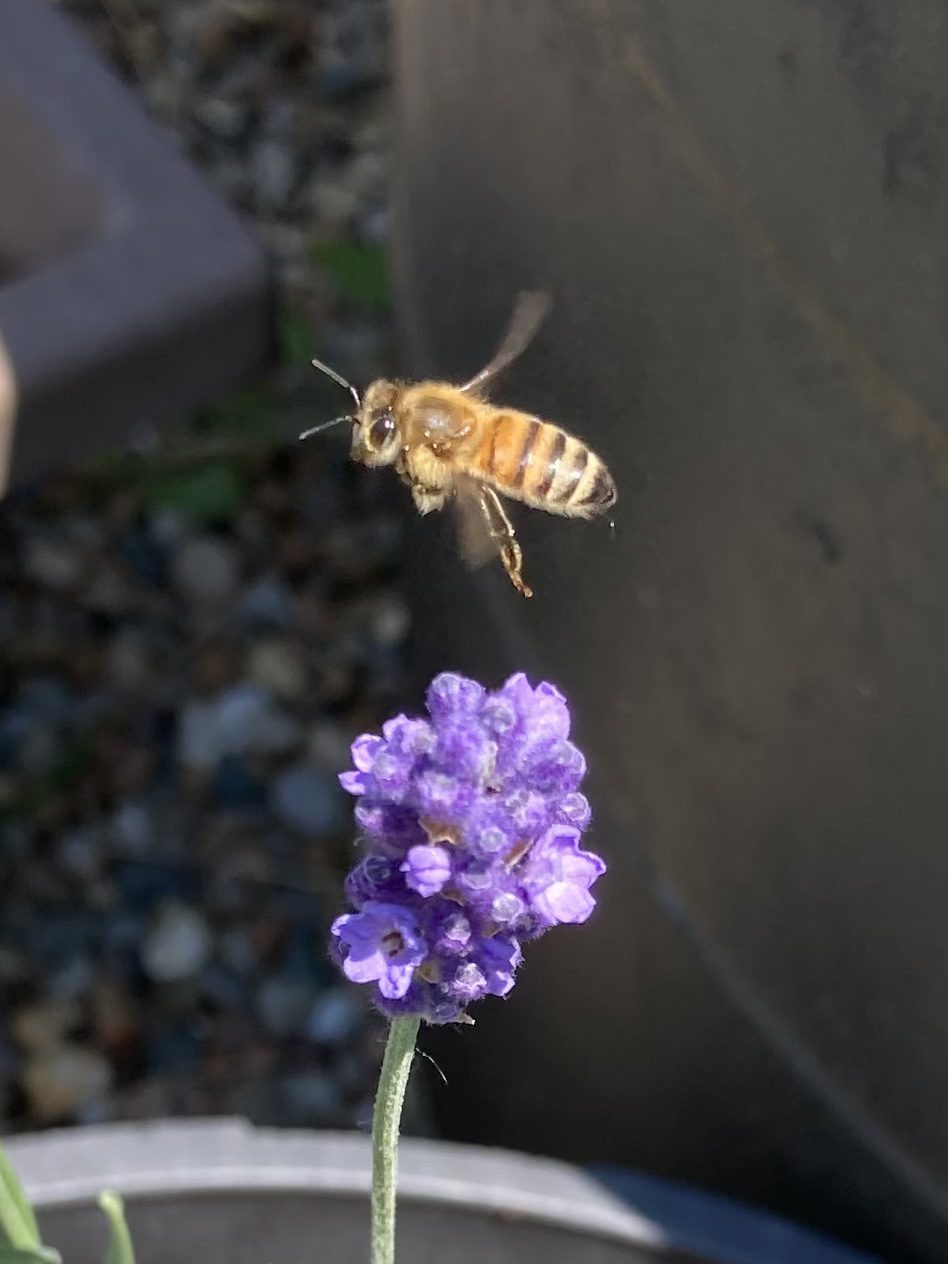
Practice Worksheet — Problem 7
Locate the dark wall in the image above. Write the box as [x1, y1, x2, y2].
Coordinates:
[391, 3, 948, 1261]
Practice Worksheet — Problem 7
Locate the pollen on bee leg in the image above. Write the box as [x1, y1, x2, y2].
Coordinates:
[500, 541, 532, 599]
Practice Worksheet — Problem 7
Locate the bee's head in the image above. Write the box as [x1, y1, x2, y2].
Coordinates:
[353, 379, 401, 467]
[302, 361, 403, 467]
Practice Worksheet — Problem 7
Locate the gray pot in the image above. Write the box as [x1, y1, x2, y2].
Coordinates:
[5, 1119, 877, 1263]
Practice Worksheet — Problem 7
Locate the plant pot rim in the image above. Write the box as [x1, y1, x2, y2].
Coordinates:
[4, 1118, 877, 1263]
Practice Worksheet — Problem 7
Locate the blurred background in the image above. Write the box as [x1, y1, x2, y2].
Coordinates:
[1, 0, 410, 1136]
[1, 3, 947, 1262]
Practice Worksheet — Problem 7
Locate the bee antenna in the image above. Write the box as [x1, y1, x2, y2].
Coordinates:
[311, 356, 362, 410]
[298, 415, 351, 442]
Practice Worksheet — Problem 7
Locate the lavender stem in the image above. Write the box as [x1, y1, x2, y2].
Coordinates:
[371, 1016, 420, 1264]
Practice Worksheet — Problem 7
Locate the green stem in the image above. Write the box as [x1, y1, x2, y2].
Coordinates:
[98, 1192, 136, 1264]
[0, 1141, 40, 1249]
[371, 1016, 420, 1264]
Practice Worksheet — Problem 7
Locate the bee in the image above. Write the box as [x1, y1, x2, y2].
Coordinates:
[301, 292, 616, 597]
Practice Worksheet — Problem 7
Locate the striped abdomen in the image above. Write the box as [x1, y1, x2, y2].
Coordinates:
[474, 411, 616, 517]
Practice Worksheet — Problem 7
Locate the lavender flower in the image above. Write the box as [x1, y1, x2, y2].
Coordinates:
[330, 673, 606, 1023]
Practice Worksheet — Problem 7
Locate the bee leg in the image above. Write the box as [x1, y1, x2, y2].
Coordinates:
[411, 484, 446, 516]
[479, 487, 533, 598]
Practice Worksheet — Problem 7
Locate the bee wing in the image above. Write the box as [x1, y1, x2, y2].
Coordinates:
[462, 291, 551, 396]
[452, 475, 498, 569]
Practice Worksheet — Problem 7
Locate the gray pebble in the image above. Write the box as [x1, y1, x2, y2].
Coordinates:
[199, 963, 247, 1010]
[215, 682, 271, 745]
[369, 594, 410, 647]
[47, 956, 97, 1002]
[192, 95, 249, 140]
[237, 574, 297, 630]
[218, 927, 260, 977]
[307, 988, 362, 1047]
[179, 682, 299, 770]
[251, 138, 297, 211]
[308, 175, 361, 228]
[256, 976, 318, 1039]
[109, 800, 155, 854]
[279, 1070, 340, 1122]
[107, 629, 153, 693]
[17, 677, 75, 723]
[147, 509, 188, 549]
[272, 762, 345, 835]
[172, 536, 240, 605]
[247, 639, 308, 701]
[22, 535, 84, 591]
[142, 902, 213, 983]
[178, 699, 221, 772]
[82, 562, 135, 617]
[22, 1045, 112, 1122]
[307, 721, 355, 773]
[56, 826, 103, 880]
[216, 683, 300, 754]
[13, 998, 82, 1054]
[360, 203, 390, 246]
[16, 727, 65, 778]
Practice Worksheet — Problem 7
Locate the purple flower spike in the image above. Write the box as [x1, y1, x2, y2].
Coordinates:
[426, 672, 485, 720]
[523, 824, 607, 927]
[338, 733, 383, 795]
[331, 672, 605, 1022]
[401, 844, 452, 897]
[474, 936, 523, 995]
[331, 902, 427, 1000]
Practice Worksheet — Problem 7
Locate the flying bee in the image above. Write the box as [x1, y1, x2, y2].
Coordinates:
[300, 292, 616, 597]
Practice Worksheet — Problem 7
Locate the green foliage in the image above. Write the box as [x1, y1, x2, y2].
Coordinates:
[0, 1249, 61, 1263]
[98, 1195, 135, 1264]
[142, 460, 247, 526]
[278, 306, 317, 369]
[0, 1140, 135, 1264]
[0, 740, 91, 830]
[0, 1144, 41, 1251]
[201, 385, 278, 440]
[311, 240, 391, 313]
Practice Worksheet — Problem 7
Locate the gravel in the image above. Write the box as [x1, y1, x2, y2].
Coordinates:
[0, 0, 434, 1137]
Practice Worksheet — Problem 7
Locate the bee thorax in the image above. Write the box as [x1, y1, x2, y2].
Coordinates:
[412, 395, 475, 443]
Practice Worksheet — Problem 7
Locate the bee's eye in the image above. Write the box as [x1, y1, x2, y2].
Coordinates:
[368, 410, 396, 448]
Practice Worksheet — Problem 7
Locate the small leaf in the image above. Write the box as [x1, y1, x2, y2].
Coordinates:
[143, 462, 246, 526]
[311, 240, 391, 313]
[0, 1143, 41, 1249]
[203, 385, 278, 439]
[279, 306, 317, 368]
[98, 1193, 135, 1264]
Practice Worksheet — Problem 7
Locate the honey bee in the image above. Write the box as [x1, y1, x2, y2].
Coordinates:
[301, 292, 616, 597]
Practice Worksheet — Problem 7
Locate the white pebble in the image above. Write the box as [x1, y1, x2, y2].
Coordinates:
[247, 639, 308, 700]
[272, 763, 344, 835]
[172, 536, 240, 605]
[142, 902, 212, 983]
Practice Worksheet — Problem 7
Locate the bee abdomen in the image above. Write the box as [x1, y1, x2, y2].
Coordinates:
[556, 444, 617, 516]
[484, 415, 613, 517]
